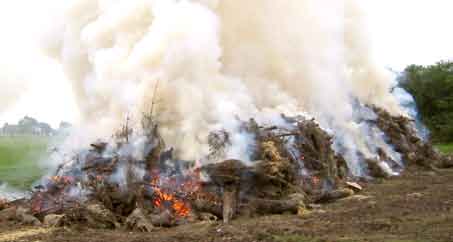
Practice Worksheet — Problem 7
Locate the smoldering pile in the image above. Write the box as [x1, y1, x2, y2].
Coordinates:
[1, 108, 450, 231]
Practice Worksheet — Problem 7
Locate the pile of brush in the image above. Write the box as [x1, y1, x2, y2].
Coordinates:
[0, 108, 449, 231]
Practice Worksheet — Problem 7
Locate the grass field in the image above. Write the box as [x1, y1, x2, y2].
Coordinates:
[435, 143, 453, 154]
[0, 136, 50, 189]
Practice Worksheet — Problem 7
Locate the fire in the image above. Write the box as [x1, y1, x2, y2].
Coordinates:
[149, 173, 194, 218]
[50, 176, 74, 185]
[152, 187, 191, 217]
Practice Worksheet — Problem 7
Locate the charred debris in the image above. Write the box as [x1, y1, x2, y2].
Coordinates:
[1, 106, 451, 231]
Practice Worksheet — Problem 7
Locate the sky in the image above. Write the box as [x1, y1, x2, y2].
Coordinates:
[362, 0, 453, 70]
[0, 0, 452, 128]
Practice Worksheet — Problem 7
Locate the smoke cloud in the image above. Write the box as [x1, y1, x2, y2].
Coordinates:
[47, 0, 406, 176]
[0, 63, 29, 113]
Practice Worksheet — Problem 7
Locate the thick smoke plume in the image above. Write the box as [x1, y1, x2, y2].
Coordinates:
[47, 0, 405, 176]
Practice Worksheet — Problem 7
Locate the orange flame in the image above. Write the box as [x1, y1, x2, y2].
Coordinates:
[150, 173, 193, 218]
[148, 166, 206, 218]
[51, 176, 74, 185]
[153, 187, 190, 217]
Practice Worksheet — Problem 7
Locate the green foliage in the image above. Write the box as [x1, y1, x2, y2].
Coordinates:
[402, 61, 453, 143]
[0, 136, 50, 189]
[435, 143, 453, 154]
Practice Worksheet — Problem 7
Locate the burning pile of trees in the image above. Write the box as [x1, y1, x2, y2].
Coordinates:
[0, 108, 450, 231]
[373, 107, 452, 169]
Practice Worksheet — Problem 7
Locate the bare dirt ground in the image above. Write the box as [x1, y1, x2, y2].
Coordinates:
[1, 167, 453, 242]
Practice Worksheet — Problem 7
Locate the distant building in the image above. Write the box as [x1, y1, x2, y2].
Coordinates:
[0, 116, 65, 137]
[1, 123, 20, 136]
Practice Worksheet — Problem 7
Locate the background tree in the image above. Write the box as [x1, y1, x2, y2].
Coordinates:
[401, 61, 453, 143]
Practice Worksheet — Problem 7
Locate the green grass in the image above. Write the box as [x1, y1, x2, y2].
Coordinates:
[435, 143, 453, 155]
[0, 136, 50, 189]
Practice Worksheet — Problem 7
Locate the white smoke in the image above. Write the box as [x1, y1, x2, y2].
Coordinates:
[46, 0, 406, 176]
[0, 63, 29, 113]
[392, 85, 430, 140]
[0, 183, 28, 201]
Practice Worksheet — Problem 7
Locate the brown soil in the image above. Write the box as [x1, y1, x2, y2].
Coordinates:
[1, 167, 453, 242]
